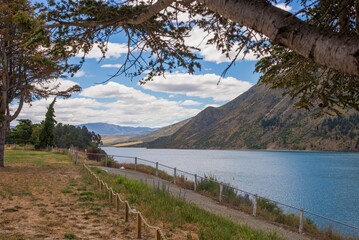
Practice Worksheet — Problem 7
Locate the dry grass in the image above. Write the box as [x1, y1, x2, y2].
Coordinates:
[112, 141, 143, 147]
[0, 150, 137, 240]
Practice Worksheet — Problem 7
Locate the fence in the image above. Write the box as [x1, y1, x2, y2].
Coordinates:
[72, 151, 166, 240]
[81, 151, 359, 239]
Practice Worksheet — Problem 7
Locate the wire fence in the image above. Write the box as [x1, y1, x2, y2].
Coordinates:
[72, 151, 166, 240]
[81, 150, 359, 239]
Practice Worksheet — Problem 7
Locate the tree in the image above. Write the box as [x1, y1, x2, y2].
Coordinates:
[38, 98, 57, 149]
[0, 0, 80, 167]
[8, 119, 33, 144]
[54, 123, 102, 149]
[30, 123, 42, 146]
[44, 0, 359, 113]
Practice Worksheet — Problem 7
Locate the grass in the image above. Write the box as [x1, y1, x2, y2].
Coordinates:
[90, 167, 283, 240]
[64, 233, 76, 239]
[4, 149, 70, 165]
[1, 149, 133, 240]
[113, 141, 143, 147]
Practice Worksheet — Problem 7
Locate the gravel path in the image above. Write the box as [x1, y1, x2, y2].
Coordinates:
[101, 167, 309, 240]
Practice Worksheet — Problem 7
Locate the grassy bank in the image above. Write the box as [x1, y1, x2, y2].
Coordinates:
[90, 166, 283, 240]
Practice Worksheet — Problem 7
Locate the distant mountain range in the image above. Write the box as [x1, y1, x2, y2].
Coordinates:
[147, 84, 359, 151]
[79, 122, 157, 136]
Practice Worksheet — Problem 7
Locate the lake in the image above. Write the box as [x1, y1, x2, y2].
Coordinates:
[102, 147, 359, 235]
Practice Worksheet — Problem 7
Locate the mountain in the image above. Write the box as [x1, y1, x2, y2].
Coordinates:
[129, 118, 191, 143]
[148, 84, 359, 151]
[79, 123, 157, 135]
[100, 119, 191, 146]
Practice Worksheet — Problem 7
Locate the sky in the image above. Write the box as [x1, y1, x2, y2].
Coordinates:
[16, 1, 294, 128]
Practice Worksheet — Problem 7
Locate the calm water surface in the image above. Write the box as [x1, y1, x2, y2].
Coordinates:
[102, 147, 359, 233]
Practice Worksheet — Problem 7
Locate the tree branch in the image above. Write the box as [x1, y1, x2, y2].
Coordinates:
[8, 95, 24, 122]
[198, 0, 359, 76]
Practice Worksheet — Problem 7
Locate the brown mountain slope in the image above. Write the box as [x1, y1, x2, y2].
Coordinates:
[148, 84, 359, 151]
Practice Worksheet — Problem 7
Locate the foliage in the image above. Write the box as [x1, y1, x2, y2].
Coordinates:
[0, 0, 80, 167]
[255, 46, 359, 115]
[41, 0, 359, 113]
[255, 0, 359, 114]
[38, 98, 57, 148]
[54, 123, 102, 150]
[8, 119, 33, 144]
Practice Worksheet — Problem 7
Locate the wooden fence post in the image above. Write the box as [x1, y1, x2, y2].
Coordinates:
[252, 194, 257, 217]
[116, 194, 120, 212]
[174, 168, 177, 185]
[299, 208, 304, 234]
[135, 157, 137, 171]
[74, 152, 78, 164]
[137, 213, 142, 239]
[156, 229, 161, 240]
[109, 188, 112, 202]
[125, 203, 129, 222]
[156, 162, 159, 177]
[219, 184, 223, 202]
[194, 174, 197, 191]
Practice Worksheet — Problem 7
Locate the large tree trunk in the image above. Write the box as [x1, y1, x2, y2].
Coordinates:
[0, 123, 6, 167]
[198, 0, 359, 76]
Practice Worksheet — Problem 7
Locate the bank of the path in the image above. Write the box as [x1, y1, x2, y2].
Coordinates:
[101, 167, 309, 240]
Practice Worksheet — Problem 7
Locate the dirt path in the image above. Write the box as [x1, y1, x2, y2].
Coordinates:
[101, 167, 310, 240]
[0, 163, 137, 240]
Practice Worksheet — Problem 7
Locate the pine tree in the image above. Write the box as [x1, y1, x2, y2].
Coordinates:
[38, 98, 57, 149]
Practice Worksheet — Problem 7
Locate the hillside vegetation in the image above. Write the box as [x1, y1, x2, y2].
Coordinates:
[148, 84, 359, 151]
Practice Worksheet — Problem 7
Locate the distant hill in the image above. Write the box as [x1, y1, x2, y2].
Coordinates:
[101, 119, 191, 146]
[129, 119, 191, 143]
[148, 84, 359, 151]
[79, 123, 157, 135]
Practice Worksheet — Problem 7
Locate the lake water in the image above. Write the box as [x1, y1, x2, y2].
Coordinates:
[102, 147, 359, 235]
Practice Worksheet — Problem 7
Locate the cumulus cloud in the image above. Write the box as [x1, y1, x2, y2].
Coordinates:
[101, 64, 123, 68]
[18, 82, 203, 128]
[77, 42, 128, 60]
[34, 78, 79, 92]
[275, 3, 292, 12]
[180, 100, 202, 106]
[141, 73, 252, 102]
[185, 26, 260, 63]
[73, 70, 86, 78]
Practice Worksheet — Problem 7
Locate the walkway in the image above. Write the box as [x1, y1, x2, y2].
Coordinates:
[101, 167, 309, 240]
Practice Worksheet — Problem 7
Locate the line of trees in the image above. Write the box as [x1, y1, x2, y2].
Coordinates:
[6, 98, 102, 151]
[6, 120, 102, 150]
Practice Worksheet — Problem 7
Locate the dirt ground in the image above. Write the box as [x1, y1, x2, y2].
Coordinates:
[0, 162, 138, 240]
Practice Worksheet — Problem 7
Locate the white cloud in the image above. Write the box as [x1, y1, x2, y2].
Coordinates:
[185, 26, 260, 63]
[73, 70, 86, 78]
[141, 73, 252, 102]
[17, 82, 203, 128]
[180, 100, 202, 106]
[275, 3, 292, 12]
[34, 78, 79, 92]
[101, 64, 123, 68]
[77, 42, 128, 60]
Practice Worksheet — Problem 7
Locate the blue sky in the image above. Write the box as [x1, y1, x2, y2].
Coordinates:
[17, 1, 293, 128]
